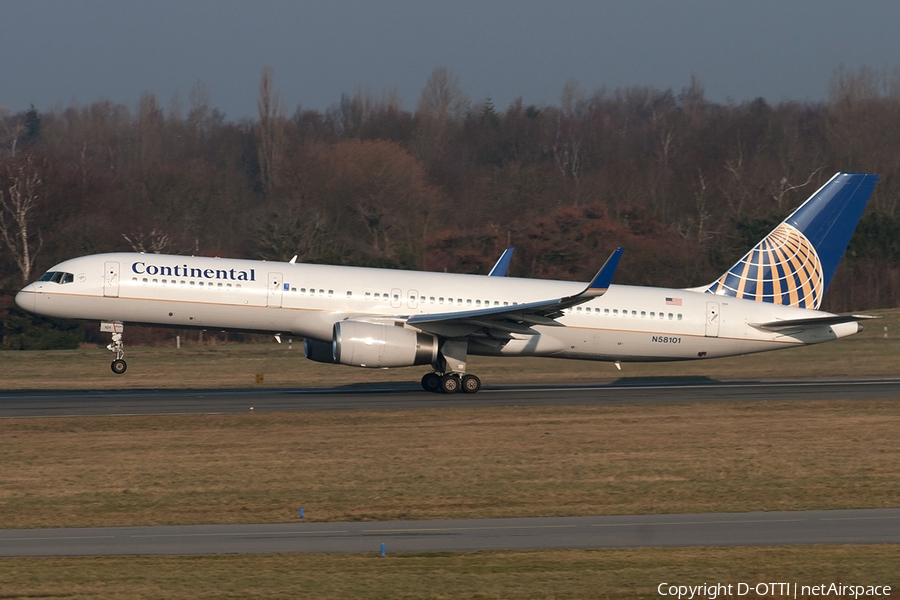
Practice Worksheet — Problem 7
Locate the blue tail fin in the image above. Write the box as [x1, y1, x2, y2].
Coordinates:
[705, 172, 879, 309]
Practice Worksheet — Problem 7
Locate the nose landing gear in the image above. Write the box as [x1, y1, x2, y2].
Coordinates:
[102, 322, 127, 375]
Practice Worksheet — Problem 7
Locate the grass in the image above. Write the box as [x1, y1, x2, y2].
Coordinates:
[2, 401, 898, 529]
[3, 308, 900, 391]
[3, 318, 899, 599]
[1, 546, 897, 599]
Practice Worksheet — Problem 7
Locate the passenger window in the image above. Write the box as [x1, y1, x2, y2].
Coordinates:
[677, 314, 683, 321]
[289, 286, 295, 292]
[235, 284, 241, 288]
[227, 284, 232, 288]
[631, 311, 636, 316]
[143, 278, 148, 283]
[374, 293, 380, 299]
[476, 300, 481, 307]
[604, 308, 609, 315]
[668, 313, 673, 319]
[366, 292, 371, 299]
[467, 299, 472, 306]
[346, 291, 352, 297]
[613, 309, 618, 315]
[650, 312, 655, 318]
[504, 302, 508, 306]
[329, 290, 334, 296]
[430, 297, 435, 303]
[152, 279, 158, 284]
[576, 307, 582, 312]
[641, 311, 646, 317]
[319, 289, 324, 296]
[439, 297, 444, 304]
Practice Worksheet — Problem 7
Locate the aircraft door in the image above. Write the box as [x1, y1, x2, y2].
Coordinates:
[103, 261, 120, 298]
[267, 272, 283, 308]
[407, 289, 418, 309]
[705, 302, 720, 338]
[391, 288, 402, 309]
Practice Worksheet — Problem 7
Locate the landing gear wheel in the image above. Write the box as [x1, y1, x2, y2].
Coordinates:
[111, 359, 127, 375]
[461, 374, 481, 394]
[421, 372, 441, 393]
[440, 374, 461, 394]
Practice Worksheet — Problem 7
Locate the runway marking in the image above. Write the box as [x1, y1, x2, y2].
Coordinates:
[0, 535, 115, 541]
[821, 516, 900, 521]
[591, 518, 807, 527]
[130, 530, 349, 538]
[359, 524, 579, 533]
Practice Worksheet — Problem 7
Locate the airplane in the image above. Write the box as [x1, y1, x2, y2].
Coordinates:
[15, 172, 878, 394]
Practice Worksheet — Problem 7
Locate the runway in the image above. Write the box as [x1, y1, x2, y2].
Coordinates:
[3, 377, 900, 418]
[2, 509, 898, 557]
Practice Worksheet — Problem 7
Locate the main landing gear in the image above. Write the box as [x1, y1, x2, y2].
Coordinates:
[420, 339, 482, 394]
[102, 322, 127, 375]
[420, 372, 482, 394]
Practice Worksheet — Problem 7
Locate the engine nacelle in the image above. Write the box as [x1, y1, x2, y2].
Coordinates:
[333, 321, 438, 368]
[304, 338, 336, 364]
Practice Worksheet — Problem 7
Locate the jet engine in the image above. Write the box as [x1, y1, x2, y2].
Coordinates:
[333, 321, 438, 368]
[304, 338, 336, 364]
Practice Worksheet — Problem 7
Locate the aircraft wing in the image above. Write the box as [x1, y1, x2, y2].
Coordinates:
[406, 248, 623, 338]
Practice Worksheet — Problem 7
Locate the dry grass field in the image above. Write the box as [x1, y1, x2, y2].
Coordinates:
[2, 307, 900, 391]
[2, 402, 898, 528]
[2, 546, 898, 600]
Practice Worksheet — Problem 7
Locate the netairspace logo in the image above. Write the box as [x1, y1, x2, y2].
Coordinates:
[657, 582, 892, 599]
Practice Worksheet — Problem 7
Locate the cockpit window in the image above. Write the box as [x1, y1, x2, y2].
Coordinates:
[37, 271, 74, 284]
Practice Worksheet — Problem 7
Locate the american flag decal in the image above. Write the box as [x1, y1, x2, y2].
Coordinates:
[665, 297, 682, 306]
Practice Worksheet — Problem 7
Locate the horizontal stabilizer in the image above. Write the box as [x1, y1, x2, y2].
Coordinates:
[750, 314, 880, 332]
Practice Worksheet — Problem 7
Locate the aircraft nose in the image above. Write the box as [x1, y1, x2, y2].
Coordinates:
[15, 286, 36, 313]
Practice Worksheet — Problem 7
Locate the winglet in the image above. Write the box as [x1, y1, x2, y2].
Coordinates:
[585, 247, 623, 296]
[488, 247, 515, 277]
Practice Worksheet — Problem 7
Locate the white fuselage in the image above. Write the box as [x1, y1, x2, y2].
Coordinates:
[15, 252, 859, 363]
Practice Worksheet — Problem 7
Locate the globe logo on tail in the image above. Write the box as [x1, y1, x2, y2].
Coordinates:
[706, 223, 824, 309]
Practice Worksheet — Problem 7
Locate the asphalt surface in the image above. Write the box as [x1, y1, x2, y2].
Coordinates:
[3, 380, 898, 557]
[2, 509, 899, 557]
[3, 377, 900, 418]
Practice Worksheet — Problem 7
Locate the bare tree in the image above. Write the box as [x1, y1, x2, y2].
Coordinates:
[1, 108, 26, 157]
[553, 80, 586, 206]
[769, 168, 824, 212]
[122, 229, 171, 254]
[413, 66, 468, 160]
[0, 154, 44, 282]
[257, 66, 286, 194]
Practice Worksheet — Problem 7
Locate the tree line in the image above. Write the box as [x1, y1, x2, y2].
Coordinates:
[2, 65, 900, 348]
